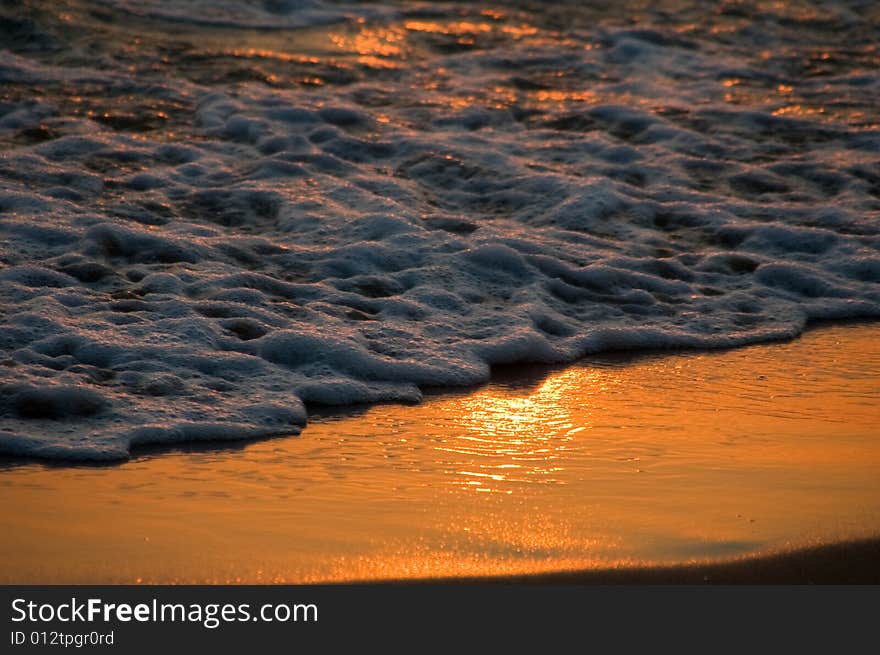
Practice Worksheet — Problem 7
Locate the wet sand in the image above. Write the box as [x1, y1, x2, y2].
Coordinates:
[1, 322, 878, 583]
[401, 538, 880, 585]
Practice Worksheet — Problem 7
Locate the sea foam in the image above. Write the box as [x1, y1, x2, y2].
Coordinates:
[1, 0, 878, 459]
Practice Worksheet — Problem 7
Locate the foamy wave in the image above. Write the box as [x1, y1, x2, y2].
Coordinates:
[1, 1, 878, 459]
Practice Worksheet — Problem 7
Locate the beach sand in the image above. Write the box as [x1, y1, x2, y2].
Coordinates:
[388, 537, 880, 585]
[1, 322, 878, 584]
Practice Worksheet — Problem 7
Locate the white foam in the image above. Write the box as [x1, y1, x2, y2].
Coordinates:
[1, 1, 878, 459]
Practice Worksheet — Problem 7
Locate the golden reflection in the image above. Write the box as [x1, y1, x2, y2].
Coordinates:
[403, 20, 493, 35]
[531, 89, 599, 104]
[0, 325, 878, 583]
[437, 370, 616, 494]
[421, 85, 637, 115]
[328, 26, 406, 63]
[318, 15, 542, 72]
[480, 8, 506, 20]
[501, 24, 539, 38]
[772, 104, 826, 117]
[716, 78, 864, 124]
[220, 48, 321, 64]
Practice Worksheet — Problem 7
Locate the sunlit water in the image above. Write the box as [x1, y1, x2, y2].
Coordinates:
[1, 0, 879, 581]
[1, 323, 877, 583]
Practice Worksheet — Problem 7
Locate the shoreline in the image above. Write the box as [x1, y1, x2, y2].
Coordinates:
[1, 321, 878, 584]
[2, 317, 878, 468]
[373, 537, 880, 585]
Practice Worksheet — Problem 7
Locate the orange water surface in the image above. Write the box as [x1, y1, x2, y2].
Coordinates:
[1, 323, 878, 583]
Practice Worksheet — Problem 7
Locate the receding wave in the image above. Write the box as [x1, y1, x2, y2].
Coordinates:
[1, 0, 878, 459]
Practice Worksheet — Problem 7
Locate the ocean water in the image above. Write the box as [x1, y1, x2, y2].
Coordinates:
[1, 0, 878, 460]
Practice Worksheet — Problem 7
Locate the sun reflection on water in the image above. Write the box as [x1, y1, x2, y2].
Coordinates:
[328, 26, 406, 68]
[433, 370, 617, 494]
[1, 326, 879, 583]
